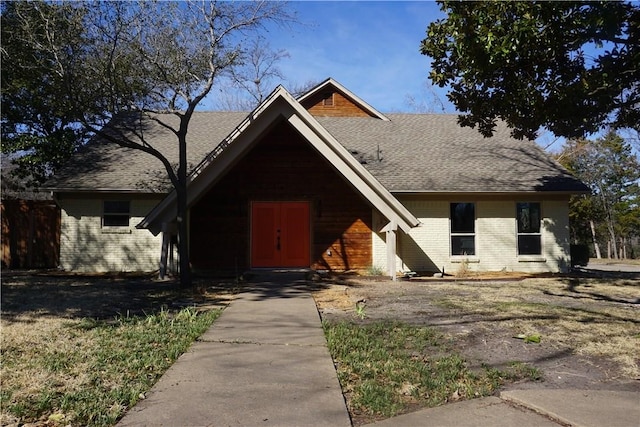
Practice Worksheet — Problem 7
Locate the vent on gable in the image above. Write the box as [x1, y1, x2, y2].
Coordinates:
[322, 92, 334, 106]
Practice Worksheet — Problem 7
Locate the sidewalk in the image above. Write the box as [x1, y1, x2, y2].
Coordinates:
[117, 272, 351, 426]
[364, 389, 640, 427]
[117, 271, 640, 427]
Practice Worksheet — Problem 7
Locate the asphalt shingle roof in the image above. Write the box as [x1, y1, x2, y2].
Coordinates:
[318, 114, 587, 193]
[47, 111, 587, 194]
[46, 112, 247, 193]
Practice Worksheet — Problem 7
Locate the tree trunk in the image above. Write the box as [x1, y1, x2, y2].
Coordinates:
[176, 186, 191, 287]
[177, 125, 192, 288]
[589, 220, 602, 259]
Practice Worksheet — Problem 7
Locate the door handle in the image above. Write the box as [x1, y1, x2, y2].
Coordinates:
[276, 229, 281, 250]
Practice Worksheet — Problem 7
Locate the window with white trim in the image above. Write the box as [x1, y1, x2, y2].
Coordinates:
[103, 201, 130, 227]
[450, 202, 475, 256]
[517, 202, 541, 255]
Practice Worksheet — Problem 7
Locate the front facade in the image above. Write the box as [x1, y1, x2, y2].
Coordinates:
[376, 196, 571, 275]
[48, 79, 588, 276]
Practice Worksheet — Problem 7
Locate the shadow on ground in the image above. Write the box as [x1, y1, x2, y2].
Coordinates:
[0, 270, 336, 323]
[0, 271, 237, 322]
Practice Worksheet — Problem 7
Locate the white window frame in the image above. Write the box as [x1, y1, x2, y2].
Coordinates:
[516, 202, 542, 256]
[450, 202, 476, 256]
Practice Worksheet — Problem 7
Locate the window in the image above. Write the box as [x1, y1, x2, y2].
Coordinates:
[322, 92, 334, 106]
[103, 201, 130, 227]
[450, 202, 475, 255]
[517, 202, 541, 255]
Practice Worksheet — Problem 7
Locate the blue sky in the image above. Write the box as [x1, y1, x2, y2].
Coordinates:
[271, 1, 453, 113]
[204, 1, 454, 114]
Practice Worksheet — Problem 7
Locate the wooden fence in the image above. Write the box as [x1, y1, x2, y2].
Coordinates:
[1, 199, 60, 269]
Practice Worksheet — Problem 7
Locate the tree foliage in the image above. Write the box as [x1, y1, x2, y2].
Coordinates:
[557, 132, 640, 258]
[421, 1, 640, 140]
[1, 1, 87, 187]
[3, 0, 293, 286]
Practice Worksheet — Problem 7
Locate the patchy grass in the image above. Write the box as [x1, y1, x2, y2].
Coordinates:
[323, 320, 540, 424]
[1, 307, 220, 426]
[0, 274, 231, 427]
[432, 278, 640, 377]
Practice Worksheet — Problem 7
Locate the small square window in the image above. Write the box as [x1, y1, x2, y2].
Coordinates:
[103, 201, 130, 227]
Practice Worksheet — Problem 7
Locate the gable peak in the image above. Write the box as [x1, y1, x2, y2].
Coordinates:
[298, 78, 389, 120]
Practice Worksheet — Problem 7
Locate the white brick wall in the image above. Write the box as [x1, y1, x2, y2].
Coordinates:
[373, 197, 571, 275]
[59, 197, 163, 272]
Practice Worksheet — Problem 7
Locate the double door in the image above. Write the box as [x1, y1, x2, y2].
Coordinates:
[251, 202, 310, 268]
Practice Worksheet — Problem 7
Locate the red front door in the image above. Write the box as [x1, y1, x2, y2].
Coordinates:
[251, 202, 310, 268]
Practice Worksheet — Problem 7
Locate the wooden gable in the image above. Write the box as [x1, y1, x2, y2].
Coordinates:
[301, 90, 375, 118]
[298, 78, 389, 120]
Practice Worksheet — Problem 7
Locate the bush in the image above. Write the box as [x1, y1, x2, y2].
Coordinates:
[570, 244, 590, 266]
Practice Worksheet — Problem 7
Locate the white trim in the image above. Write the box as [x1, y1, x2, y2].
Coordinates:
[138, 85, 418, 235]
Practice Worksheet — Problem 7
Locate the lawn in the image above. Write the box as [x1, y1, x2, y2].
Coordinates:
[1, 274, 230, 426]
[314, 271, 640, 425]
[2, 269, 637, 426]
[323, 320, 540, 424]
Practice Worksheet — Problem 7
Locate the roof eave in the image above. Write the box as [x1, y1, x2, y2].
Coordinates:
[46, 187, 164, 194]
[391, 189, 590, 196]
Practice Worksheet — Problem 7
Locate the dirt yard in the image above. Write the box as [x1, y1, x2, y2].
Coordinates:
[312, 270, 640, 393]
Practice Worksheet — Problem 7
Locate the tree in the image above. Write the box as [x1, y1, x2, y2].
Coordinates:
[557, 132, 640, 259]
[421, 1, 640, 140]
[215, 38, 290, 111]
[404, 80, 448, 113]
[1, 1, 87, 188]
[5, 0, 293, 287]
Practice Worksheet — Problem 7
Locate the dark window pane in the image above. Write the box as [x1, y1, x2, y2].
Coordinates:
[104, 201, 130, 214]
[103, 201, 130, 227]
[518, 235, 541, 255]
[452, 236, 475, 256]
[517, 203, 540, 233]
[451, 203, 475, 233]
[103, 215, 130, 227]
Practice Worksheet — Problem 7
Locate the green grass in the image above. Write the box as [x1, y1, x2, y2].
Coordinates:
[1, 307, 221, 426]
[324, 320, 540, 420]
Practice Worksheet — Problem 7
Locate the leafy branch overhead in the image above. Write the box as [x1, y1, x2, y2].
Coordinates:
[1, 1, 294, 187]
[2, 0, 294, 287]
[421, 1, 640, 139]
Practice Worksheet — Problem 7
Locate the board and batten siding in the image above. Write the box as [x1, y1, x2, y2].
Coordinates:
[301, 91, 376, 118]
[59, 197, 162, 272]
[372, 197, 571, 275]
[189, 120, 373, 272]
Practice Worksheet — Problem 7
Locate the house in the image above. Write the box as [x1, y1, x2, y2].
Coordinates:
[46, 78, 589, 278]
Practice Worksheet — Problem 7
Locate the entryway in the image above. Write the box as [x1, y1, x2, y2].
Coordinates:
[251, 201, 310, 268]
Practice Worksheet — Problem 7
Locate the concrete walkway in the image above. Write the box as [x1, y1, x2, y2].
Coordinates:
[117, 272, 351, 426]
[365, 390, 640, 427]
[118, 271, 640, 427]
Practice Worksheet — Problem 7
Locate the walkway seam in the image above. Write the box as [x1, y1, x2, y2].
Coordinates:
[500, 394, 571, 427]
[197, 338, 326, 348]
